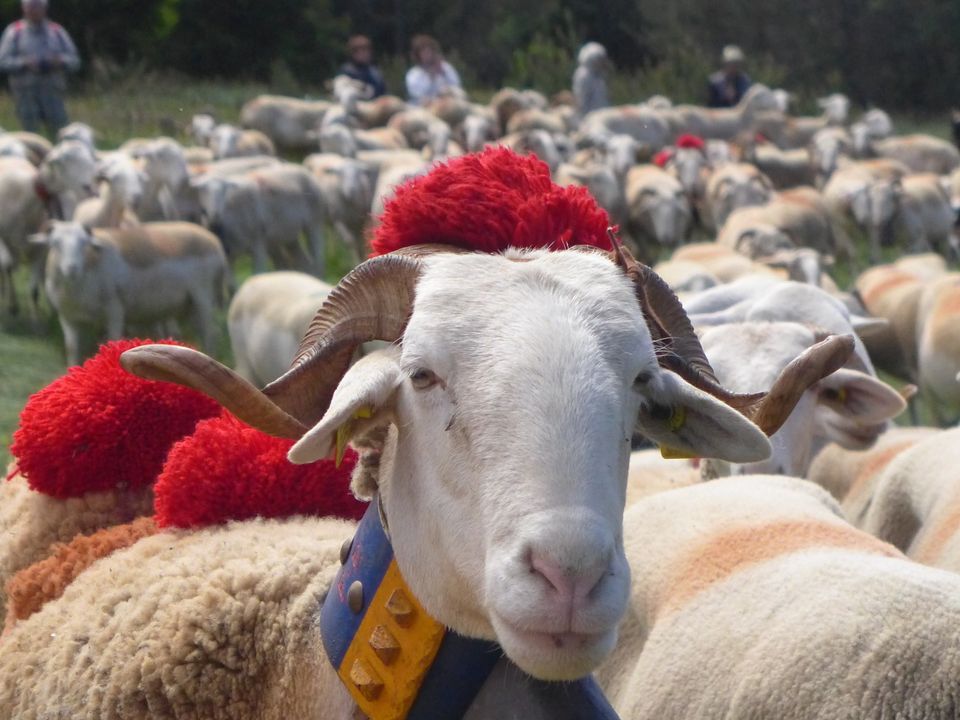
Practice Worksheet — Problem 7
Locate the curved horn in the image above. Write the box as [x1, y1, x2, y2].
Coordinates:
[120, 344, 308, 438]
[747, 333, 855, 436]
[608, 235, 763, 411]
[264, 244, 465, 427]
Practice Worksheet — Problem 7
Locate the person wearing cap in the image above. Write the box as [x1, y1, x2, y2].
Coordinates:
[405, 34, 461, 106]
[338, 34, 386, 99]
[0, 0, 80, 136]
[707, 45, 751, 108]
[572, 41, 611, 117]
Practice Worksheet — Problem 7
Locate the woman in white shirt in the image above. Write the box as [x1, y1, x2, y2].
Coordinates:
[405, 34, 462, 106]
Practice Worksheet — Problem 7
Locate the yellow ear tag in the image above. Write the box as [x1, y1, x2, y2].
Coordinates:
[659, 445, 697, 460]
[837, 387, 848, 404]
[658, 407, 694, 459]
[335, 407, 373, 467]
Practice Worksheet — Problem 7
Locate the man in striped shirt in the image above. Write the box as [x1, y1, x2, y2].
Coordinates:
[0, 0, 80, 136]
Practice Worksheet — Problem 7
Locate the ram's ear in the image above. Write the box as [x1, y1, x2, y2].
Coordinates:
[636, 370, 771, 463]
[288, 349, 403, 465]
[816, 368, 906, 424]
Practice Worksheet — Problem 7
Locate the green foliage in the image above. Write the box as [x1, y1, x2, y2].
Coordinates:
[2, 0, 960, 110]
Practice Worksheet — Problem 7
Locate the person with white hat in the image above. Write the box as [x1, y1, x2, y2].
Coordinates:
[572, 41, 611, 117]
[707, 44, 751, 108]
[0, 0, 80, 136]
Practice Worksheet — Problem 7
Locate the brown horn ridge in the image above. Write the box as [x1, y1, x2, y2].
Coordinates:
[121, 244, 464, 437]
[607, 229, 854, 436]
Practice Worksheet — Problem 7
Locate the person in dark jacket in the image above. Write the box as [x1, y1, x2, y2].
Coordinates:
[707, 45, 751, 109]
[337, 35, 386, 99]
[0, 0, 80, 136]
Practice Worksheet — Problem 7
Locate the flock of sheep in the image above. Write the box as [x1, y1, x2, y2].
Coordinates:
[1, 74, 960, 718]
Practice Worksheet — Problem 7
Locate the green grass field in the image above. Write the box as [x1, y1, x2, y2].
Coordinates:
[0, 80, 954, 466]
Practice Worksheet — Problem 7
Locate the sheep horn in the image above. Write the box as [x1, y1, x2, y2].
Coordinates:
[747, 333, 855, 436]
[607, 232, 763, 411]
[263, 244, 466, 427]
[120, 344, 308, 439]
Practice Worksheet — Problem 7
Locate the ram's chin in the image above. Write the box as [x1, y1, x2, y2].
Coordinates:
[491, 615, 618, 681]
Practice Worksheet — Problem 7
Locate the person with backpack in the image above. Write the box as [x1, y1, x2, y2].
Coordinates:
[0, 0, 80, 136]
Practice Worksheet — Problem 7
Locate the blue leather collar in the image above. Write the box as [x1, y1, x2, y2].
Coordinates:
[320, 499, 621, 719]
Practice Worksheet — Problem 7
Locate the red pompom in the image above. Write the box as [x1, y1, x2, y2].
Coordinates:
[652, 149, 674, 167]
[676, 134, 706, 151]
[370, 147, 612, 257]
[154, 413, 367, 529]
[10, 339, 220, 499]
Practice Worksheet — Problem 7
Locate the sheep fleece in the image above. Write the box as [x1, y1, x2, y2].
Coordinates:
[0, 517, 356, 719]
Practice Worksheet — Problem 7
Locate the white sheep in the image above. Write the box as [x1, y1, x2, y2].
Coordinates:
[704, 162, 774, 230]
[700, 321, 904, 476]
[667, 84, 780, 141]
[34, 221, 226, 366]
[56, 122, 96, 153]
[191, 163, 327, 275]
[624, 164, 692, 261]
[227, 271, 333, 386]
[239, 94, 333, 153]
[598, 474, 960, 718]
[38, 140, 98, 220]
[0, 244, 798, 715]
[303, 153, 375, 263]
[73, 154, 143, 229]
[0, 156, 47, 314]
[208, 123, 276, 160]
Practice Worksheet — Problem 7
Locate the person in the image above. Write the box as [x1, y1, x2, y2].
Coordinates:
[707, 45, 751, 109]
[405, 34, 461, 106]
[338, 34, 386, 99]
[0, 0, 80, 136]
[572, 41, 610, 117]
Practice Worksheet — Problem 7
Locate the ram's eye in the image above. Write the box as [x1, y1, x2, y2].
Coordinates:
[410, 368, 439, 390]
[633, 371, 652, 388]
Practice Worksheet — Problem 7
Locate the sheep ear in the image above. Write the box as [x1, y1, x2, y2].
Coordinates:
[635, 370, 771, 463]
[288, 349, 403, 465]
[28, 232, 49, 246]
[816, 368, 906, 424]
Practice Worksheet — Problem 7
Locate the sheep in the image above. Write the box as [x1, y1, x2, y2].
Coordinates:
[0, 233, 824, 716]
[899, 173, 958, 258]
[806, 425, 938, 521]
[303, 153, 375, 263]
[704, 162, 774, 230]
[699, 320, 905, 477]
[625, 449, 699, 506]
[317, 123, 408, 158]
[744, 142, 816, 189]
[0, 471, 154, 627]
[73, 154, 143, 229]
[822, 161, 905, 262]
[624, 164, 692, 261]
[597, 474, 960, 719]
[851, 427, 960, 572]
[717, 186, 846, 263]
[667, 243, 785, 285]
[853, 255, 947, 381]
[189, 113, 217, 147]
[867, 134, 960, 175]
[191, 163, 327, 275]
[56, 122, 96, 153]
[662, 143, 712, 213]
[0, 516, 359, 719]
[752, 92, 850, 149]
[554, 162, 626, 230]
[808, 126, 854, 185]
[239, 94, 333, 153]
[667, 84, 781, 141]
[915, 273, 960, 422]
[227, 271, 333, 386]
[578, 105, 672, 154]
[369, 156, 430, 220]
[460, 112, 499, 153]
[0, 156, 47, 314]
[37, 139, 98, 220]
[34, 221, 226, 365]
[1, 131, 51, 165]
[0, 135, 29, 160]
[208, 123, 276, 160]
[506, 107, 570, 135]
